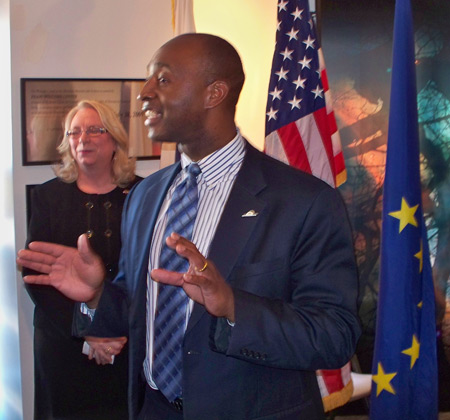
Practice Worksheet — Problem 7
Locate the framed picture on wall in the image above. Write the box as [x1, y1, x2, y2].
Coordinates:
[21, 78, 160, 166]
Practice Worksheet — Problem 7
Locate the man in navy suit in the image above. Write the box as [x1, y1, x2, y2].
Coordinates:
[18, 33, 360, 420]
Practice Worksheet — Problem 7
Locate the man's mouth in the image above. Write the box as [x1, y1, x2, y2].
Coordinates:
[144, 109, 162, 127]
[142, 102, 162, 127]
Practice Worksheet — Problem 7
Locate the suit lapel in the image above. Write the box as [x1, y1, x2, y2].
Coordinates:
[187, 145, 267, 331]
[129, 163, 181, 297]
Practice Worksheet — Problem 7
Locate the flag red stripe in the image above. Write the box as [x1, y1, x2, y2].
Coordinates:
[334, 151, 346, 174]
[321, 68, 329, 92]
[277, 123, 312, 174]
[327, 110, 338, 135]
[321, 369, 345, 394]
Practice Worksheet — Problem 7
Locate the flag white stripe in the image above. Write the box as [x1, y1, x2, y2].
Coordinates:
[295, 115, 334, 185]
[264, 131, 290, 166]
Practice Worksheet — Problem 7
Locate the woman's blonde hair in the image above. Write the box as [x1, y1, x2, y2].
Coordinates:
[54, 100, 136, 187]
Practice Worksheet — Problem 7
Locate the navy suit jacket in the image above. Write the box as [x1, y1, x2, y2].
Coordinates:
[81, 142, 361, 419]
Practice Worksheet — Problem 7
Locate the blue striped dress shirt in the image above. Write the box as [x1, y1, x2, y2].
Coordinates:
[143, 132, 246, 388]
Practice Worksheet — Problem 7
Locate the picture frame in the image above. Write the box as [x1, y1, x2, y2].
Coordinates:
[21, 78, 160, 165]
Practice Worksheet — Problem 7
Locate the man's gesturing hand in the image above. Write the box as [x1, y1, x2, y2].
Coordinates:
[17, 234, 106, 307]
[151, 233, 235, 322]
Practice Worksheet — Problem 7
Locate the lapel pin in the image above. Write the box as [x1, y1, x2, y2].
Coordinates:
[241, 210, 258, 218]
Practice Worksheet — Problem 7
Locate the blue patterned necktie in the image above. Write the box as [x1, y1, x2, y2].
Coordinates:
[153, 163, 201, 402]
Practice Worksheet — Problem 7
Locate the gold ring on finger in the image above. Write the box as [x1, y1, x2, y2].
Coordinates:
[198, 261, 208, 272]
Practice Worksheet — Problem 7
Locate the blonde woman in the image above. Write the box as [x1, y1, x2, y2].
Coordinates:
[24, 100, 141, 419]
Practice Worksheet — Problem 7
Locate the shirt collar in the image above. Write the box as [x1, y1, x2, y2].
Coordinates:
[179, 130, 246, 186]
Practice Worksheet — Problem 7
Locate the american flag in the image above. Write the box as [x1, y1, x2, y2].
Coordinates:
[264, 0, 346, 187]
[265, 0, 353, 412]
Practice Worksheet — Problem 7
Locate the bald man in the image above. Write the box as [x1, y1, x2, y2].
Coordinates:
[18, 33, 360, 420]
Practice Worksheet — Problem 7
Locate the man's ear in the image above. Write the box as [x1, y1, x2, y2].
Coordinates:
[204, 81, 229, 109]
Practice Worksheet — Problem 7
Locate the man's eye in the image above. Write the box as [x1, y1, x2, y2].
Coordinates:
[158, 77, 168, 84]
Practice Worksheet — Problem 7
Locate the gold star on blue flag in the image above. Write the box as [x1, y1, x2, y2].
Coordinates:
[369, 0, 438, 419]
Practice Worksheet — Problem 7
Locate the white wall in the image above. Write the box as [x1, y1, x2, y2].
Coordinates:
[1, 0, 22, 418]
[194, 0, 277, 150]
[11, 1, 172, 418]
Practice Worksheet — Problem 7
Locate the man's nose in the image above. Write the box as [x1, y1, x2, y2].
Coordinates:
[138, 78, 156, 101]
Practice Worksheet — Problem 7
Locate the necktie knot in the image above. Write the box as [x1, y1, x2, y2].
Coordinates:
[186, 162, 201, 182]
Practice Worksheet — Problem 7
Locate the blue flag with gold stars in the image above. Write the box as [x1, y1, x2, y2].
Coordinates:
[369, 0, 438, 419]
